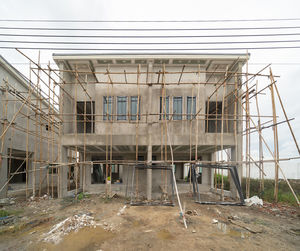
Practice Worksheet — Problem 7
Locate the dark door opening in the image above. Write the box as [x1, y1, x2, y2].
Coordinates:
[7, 149, 28, 183]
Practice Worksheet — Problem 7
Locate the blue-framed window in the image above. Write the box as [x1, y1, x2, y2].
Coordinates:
[117, 96, 127, 120]
[187, 96, 196, 120]
[160, 96, 169, 120]
[103, 96, 113, 121]
[130, 96, 141, 120]
[173, 96, 182, 120]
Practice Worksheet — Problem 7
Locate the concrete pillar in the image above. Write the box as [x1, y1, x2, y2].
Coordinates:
[119, 165, 123, 180]
[83, 153, 92, 192]
[230, 146, 242, 198]
[147, 144, 152, 200]
[210, 152, 215, 189]
[146, 62, 153, 201]
[229, 66, 243, 199]
[0, 148, 8, 198]
[58, 146, 68, 198]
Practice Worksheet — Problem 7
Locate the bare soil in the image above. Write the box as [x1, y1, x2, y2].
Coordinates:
[0, 193, 299, 251]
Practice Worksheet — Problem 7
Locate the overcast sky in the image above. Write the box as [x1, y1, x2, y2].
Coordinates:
[0, 0, 300, 178]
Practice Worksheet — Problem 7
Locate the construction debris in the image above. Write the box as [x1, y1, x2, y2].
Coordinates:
[228, 219, 264, 234]
[117, 205, 127, 216]
[43, 214, 97, 244]
[245, 196, 263, 207]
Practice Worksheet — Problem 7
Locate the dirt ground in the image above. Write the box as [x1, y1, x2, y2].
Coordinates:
[0, 193, 299, 251]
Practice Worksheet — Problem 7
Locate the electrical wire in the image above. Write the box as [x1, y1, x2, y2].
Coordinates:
[1, 33, 300, 38]
[1, 46, 300, 51]
[1, 18, 300, 23]
[1, 26, 300, 31]
[2, 40, 300, 45]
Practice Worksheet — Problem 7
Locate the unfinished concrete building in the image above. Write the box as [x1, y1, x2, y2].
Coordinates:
[53, 53, 247, 200]
[1, 50, 299, 206]
[0, 55, 58, 198]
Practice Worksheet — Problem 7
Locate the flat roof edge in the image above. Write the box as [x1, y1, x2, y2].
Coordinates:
[53, 53, 250, 61]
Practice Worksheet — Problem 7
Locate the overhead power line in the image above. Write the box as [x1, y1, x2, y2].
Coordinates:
[2, 39, 300, 45]
[1, 26, 300, 31]
[1, 18, 300, 23]
[1, 33, 300, 38]
[1, 46, 300, 51]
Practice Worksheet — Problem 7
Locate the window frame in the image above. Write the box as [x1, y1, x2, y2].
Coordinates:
[103, 96, 113, 121]
[187, 96, 196, 120]
[159, 96, 170, 120]
[173, 96, 183, 120]
[117, 96, 128, 121]
[130, 96, 141, 121]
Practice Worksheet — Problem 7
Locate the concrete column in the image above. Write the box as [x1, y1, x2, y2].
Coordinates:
[83, 153, 92, 192]
[230, 146, 242, 198]
[147, 144, 152, 200]
[58, 146, 68, 198]
[119, 165, 123, 180]
[229, 66, 243, 199]
[146, 62, 153, 201]
[210, 152, 215, 189]
[0, 148, 8, 198]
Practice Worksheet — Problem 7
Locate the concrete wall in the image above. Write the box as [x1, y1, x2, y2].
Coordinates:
[0, 60, 58, 198]
[56, 55, 244, 199]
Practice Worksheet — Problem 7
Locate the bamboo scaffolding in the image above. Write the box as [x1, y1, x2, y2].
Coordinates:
[31, 67, 280, 78]
[2, 54, 300, 208]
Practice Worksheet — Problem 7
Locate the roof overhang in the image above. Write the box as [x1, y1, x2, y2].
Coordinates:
[53, 53, 249, 74]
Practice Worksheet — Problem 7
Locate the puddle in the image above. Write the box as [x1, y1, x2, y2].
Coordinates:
[216, 222, 250, 239]
[30, 226, 114, 251]
[157, 229, 174, 240]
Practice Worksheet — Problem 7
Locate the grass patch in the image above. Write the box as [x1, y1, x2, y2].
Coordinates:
[0, 210, 9, 217]
[0, 209, 24, 217]
[77, 192, 90, 201]
[241, 178, 300, 206]
[214, 175, 300, 206]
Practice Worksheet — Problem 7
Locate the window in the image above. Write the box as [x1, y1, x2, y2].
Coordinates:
[160, 96, 169, 120]
[173, 96, 182, 120]
[187, 96, 196, 120]
[205, 101, 222, 133]
[77, 101, 95, 133]
[103, 96, 113, 121]
[130, 96, 141, 120]
[117, 96, 127, 120]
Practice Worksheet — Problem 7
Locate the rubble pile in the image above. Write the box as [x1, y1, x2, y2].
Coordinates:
[43, 214, 97, 244]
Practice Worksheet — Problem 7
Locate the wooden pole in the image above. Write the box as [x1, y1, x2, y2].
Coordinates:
[269, 69, 279, 202]
[255, 80, 264, 192]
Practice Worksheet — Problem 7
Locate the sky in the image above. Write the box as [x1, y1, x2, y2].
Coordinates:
[0, 0, 300, 179]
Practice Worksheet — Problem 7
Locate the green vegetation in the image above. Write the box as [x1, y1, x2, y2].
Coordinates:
[214, 174, 300, 206]
[0, 210, 9, 217]
[0, 209, 23, 217]
[214, 173, 230, 190]
[77, 192, 90, 200]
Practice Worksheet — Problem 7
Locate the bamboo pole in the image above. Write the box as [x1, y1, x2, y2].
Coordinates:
[75, 66, 79, 198]
[245, 52, 251, 199]
[255, 80, 264, 192]
[269, 69, 279, 202]
[38, 55, 44, 197]
[220, 66, 228, 201]
[7, 79, 16, 190]
[135, 65, 140, 198]
[26, 63, 32, 198]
